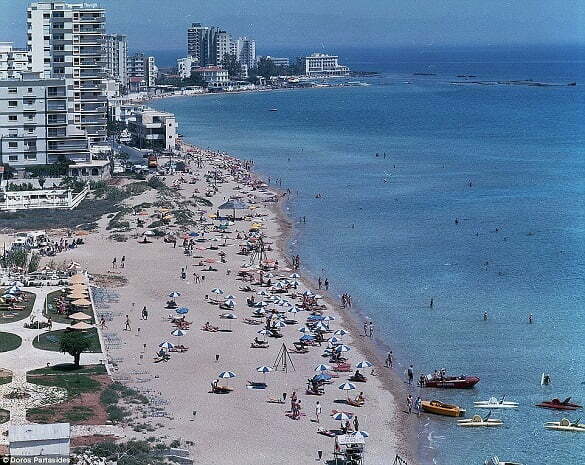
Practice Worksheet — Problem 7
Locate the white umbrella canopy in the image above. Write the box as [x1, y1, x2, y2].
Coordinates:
[224, 300, 236, 308]
[256, 366, 273, 373]
[168, 291, 181, 298]
[289, 273, 301, 278]
[224, 295, 236, 300]
[334, 329, 349, 337]
[256, 290, 270, 296]
[332, 412, 351, 421]
[211, 288, 224, 295]
[159, 341, 174, 349]
[272, 320, 286, 328]
[298, 327, 312, 333]
[335, 344, 351, 353]
[328, 336, 342, 345]
[218, 371, 236, 387]
[69, 312, 92, 321]
[356, 360, 374, 369]
[322, 315, 335, 322]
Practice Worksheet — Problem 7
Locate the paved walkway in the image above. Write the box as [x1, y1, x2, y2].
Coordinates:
[0, 285, 106, 438]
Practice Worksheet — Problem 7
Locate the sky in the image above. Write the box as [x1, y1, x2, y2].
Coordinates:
[1, 0, 584, 54]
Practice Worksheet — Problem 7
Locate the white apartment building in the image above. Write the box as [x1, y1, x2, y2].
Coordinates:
[0, 73, 90, 168]
[127, 53, 156, 92]
[0, 43, 30, 80]
[260, 56, 289, 68]
[128, 108, 177, 150]
[215, 31, 231, 66]
[27, 2, 108, 145]
[304, 53, 349, 77]
[104, 33, 127, 87]
[192, 66, 229, 88]
[177, 56, 197, 79]
[232, 37, 256, 69]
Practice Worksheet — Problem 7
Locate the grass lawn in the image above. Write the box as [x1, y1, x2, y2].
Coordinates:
[0, 332, 22, 352]
[27, 372, 101, 399]
[0, 290, 35, 323]
[29, 363, 106, 376]
[45, 290, 94, 325]
[0, 409, 9, 424]
[32, 328, 102, 353]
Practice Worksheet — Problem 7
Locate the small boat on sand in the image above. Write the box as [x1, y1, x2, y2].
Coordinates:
[421, 400, 465, 417]
[544, 418, 585, 432]
[536, 397, 582, 411]
[421, 371, 480, 389]
[458, 414, 503, 427]
[474, 396, 518, 409]
[484, 456, 523, 465]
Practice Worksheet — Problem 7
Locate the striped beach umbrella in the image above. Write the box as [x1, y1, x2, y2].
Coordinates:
[289, 273, 301, 278]
[224, 295, 236, 300]
[328, 336, 342, 345]
[256, 365, 272, 382]
[335, 344, 351, 353]
[272, 320, 286, 328]
[170, 329, 186, 337]
[159, 341, 174, 350]
[223, 300, 236, 308]
[298, 327, 312, 333]
[218, 371, 236, 387]
[332, 412, 351, 427]
[338, 382, 356, 391]
[168, 291, 181, 298]
[323, 315, 335, 321]
[314, 364, 331, 372]
[211, 288, 224, 295]
[334, 329, 349, 337]
[257, 290, 270, 296]
[287, 307, 299, 314]
[356, 360, 373, 369]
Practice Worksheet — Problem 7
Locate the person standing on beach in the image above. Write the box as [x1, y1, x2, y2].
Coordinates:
[407, 365, 414, 384]
[353, 415, 359, 432]
[363, 321, 368, 336]
[415, 396, 422, 415]
[141, 306, 148, 320]
[368, 321, 374, 338]
[318, 277, 322, 290]
[120, 255, 125, 269]
[315, 401, 321, 423]
[385, 351, 393, 368]
[324, 278, 329, 290]
[124, 315, 131, 331]
[112, 257, 117, 269]
[407, 394, 413, 414]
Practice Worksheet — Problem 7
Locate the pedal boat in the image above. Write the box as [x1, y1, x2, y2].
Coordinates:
[421, 400, 465, 417]
[458, 414, 503, 427]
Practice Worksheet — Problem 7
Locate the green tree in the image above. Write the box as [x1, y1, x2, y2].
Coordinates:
[256, 57, 278, 79]
[221, 53, 241, 78]
[186, 72, 206, 87]
[60, 331, 91, 368]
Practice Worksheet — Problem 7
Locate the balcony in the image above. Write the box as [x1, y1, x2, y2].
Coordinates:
[78, 15, 105, 23]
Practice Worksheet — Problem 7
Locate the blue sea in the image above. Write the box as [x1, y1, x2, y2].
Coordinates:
[151, 46, 585, 465]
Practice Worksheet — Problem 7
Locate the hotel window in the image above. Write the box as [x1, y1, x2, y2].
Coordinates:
[8, 88, 17, 94]
[27, 88, 33, 93]
[25, 154, 37, 160]
[8, 142, 17, 148]
[9, 115, 17, 121]
[8, 101, 17, 107]
[8, 155, 18, 162]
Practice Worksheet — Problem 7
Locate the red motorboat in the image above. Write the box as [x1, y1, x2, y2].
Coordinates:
[421, 373, 480, 389]
[536, 397, 582, 411]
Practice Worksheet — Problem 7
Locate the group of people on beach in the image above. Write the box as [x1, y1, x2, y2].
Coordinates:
[111, 256, 126, 269]
[341, 293, 352, 308]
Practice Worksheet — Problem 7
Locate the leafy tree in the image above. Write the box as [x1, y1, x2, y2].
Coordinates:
[256, 57, 278, 79]
[60, 331, 91, 368]
[186, 72, 206, 87]
[28, 252, 41, 273]
[221, 53, 241, 78]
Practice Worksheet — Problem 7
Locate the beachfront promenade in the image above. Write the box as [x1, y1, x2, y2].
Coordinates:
[42, 149, 407, 464]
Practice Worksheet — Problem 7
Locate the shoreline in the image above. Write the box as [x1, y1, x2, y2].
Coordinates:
[196, 144, 421, 463]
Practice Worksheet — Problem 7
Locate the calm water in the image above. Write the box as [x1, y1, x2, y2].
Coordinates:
[151, 47, 585, 465]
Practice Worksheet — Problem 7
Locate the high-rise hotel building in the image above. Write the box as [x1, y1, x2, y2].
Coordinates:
[27, 2, 108, 144]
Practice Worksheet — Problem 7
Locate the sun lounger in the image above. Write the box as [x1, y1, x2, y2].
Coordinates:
[243, 318, 262, 325]
[333, 363, 352, 372]
[267, 398, 285, 404]
[346, 398, 364, 407]
[317, 428, 336, 437]
[153, 355, 170, 363]
[247, 381, 267, 389]
[169, 346, 189, 353]
[349, 375, 367, 383]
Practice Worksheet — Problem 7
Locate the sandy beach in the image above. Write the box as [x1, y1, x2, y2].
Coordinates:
[19, 144, 417, 464]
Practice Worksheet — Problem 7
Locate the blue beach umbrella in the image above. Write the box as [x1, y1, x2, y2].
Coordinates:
[218, 371, 236, 387]
[307, 315, 325, 321]
[168, 291, 181, 298]
[159, 341, 174, 350]
[313, 373, 332, 382]
[314, 364, 331, 372]
[338, 382, 356, 391]
[176, 307, 189, 314]
[356, 360, 373, 369]
[335, 344, 351, 354]
[300, 334, 315, 342]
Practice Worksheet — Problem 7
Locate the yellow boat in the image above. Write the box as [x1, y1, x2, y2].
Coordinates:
[422, 400, 466, 417]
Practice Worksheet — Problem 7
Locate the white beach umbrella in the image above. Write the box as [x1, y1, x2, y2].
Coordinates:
[356, 360, 374, 369]
[332, 412, 351, 427]
[255, 301, 269, 307]
[168, 291, 181, 298]
[298, 327, 312, 333]
[328, 336, 342, 345]
[335, 344, 351, 353]
[272, 320, 286, 328]
[224, 295, 236, 300]
[264, 273, 275, 279]
[159, 341, 174, 350]
[221, 312, 237, 319]
[224, 300, 236, 308]
[289, 273, 301, 278]
[256, 365, 273, 382]
[303, 290, 314, 296]
[322, 315, 335, 322]
[211, 288, 224, 295]
[353, 431, 370, 438]
[314, 322, 329, 331]
[334, 329, 349, 337]
[257, 290, 270, 296]
[218, 371, 236, 387]
[170, 329, 186, 337]
[253, 308, 266, 316]
[287, 307, 299, 314]
[314, 364, 331, 372]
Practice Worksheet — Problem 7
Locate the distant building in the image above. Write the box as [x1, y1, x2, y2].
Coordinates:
[27, 2, 108, 144]
[187, 23, 213, 66]
[104, 34, 128, 87]
[0, 72, 90, 168]
[192, 66, 229, 88]
[232, 37, 256, 69]
[177, 56, 197, 79]
[127, 53, 157, 92]
[304, 53, 349, 77]
[9, 423, 70, 458]
[128, 108, 177, 150]
[0, 42, 30, 79]
[214, 30, 231, 66]
[261, 56, 289, 68]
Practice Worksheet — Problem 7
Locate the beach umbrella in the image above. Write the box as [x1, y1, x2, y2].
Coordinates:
[68, 312, 92, 321]
[302, 290, 314, 297]
[356, 360, 374, 369]
[218, 199, 247, 219]
[257, 290, 270, 296]
[322, 315, 335, 322]
[171, 328, 185, 345]
[315, 364, 331, 372]
[338, 382, 356, 392]
[287, 307, 299, 314]
[72, 298, 91, 307]
[307, 315, 325, 321]
[143, 230, 155, 236]
[211, 288, 224, 295]
[272, 320, 286, 328]
[221, 312, 237, 319]
[256, 365, 273, 383]
[264, 273, 275, 279]
[168, 291, 181, 298]
[335, 344, 351, 354]
[328, 336, 342, 345]
[257, 328, 270, 341]
[254, 301, 269, 307]
[334, 329, 349, 337]
[253, 308, 266, 316]
[9, 281, 24, 288]
[352, 431, 370, 438]
[300, 334, 315, 342]
[225, 295, 236, 300]
[218, 371, 236, 387]
[332, 412, 351, 427]
[314, 322, 329, 331]
[176, 307, 189, 314]
[313, 373, 332, 382]
[68, 321, 93, 330]
[298, 327, 312, 334]
[289, 273, 300, 279]
[159, 341, 174, 350]
[7, 286, 21, 294]
[224, 300, 236, 308]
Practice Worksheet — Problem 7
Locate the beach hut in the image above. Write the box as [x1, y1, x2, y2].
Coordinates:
[218, 199, 247, 220]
